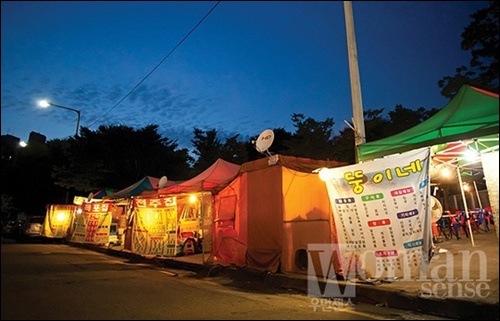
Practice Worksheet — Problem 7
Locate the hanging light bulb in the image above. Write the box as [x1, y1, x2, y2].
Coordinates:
[441, 166, 451, 178]
[464, 146, 479, 162]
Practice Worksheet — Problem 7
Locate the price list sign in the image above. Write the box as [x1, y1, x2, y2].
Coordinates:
[322, 147, 432, 280]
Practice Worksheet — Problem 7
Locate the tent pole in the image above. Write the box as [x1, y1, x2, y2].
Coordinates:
[473, 181, 483, 209]
[200, 190, 205, 264]
[456, 166, 475, 247]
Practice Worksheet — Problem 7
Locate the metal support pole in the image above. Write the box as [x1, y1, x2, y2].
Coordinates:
[457, 166, 475, 247]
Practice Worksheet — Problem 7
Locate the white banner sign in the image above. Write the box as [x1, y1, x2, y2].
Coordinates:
[322, 147, 432, 280]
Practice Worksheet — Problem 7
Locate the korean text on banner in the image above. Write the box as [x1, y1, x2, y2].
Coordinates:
[322, 147, 432, 280]
[132, 197, 178, 256]
[70, 202, 113, 244]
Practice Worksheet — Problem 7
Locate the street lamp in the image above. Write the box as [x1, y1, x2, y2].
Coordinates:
[38, 100, 81, 137]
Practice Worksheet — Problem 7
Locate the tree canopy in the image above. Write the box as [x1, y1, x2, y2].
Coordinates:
[438, 1, 499, 97]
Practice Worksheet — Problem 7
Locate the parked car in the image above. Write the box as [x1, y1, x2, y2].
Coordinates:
[2, 220, 17, 237]
[17, 216, 45, 243]
[2, 219, 25, 239]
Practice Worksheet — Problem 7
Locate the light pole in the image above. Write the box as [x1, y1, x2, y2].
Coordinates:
[38, 100, 81, 137]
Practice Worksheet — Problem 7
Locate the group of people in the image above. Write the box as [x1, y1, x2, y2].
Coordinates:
[435, 207, 494, 241]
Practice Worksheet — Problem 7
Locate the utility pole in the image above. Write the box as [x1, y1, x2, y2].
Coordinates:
[344, 1, 366, 163]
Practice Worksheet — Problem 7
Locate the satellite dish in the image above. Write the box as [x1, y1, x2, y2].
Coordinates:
[87, 192, 94, 202]
[431, 196, 443, 222]
[158, 176, 168, 188]
[254, 129, 274, 155]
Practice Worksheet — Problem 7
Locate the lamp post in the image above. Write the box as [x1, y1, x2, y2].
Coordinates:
[38, 100, 81, 137]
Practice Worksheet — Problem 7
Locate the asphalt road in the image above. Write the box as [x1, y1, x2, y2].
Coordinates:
[1, 239, 451, 320]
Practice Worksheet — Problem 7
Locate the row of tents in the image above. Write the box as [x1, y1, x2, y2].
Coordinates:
[40, 155, 347, 277]
[41, 84, 498, 279]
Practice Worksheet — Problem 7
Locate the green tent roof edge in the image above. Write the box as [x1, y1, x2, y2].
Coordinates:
[357, 85, 499, 162]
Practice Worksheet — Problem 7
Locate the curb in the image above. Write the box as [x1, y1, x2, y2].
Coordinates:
[266, 272, 499, 320]
[74, 243, 499, 320]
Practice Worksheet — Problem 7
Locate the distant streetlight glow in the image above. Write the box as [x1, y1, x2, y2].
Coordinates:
[38, 100, 81, 137]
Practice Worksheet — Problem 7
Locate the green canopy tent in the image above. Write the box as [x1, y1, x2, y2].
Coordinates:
[357, 85, 499, 243]
[430, 135, 499, 181]
[357, 85, 498, 162]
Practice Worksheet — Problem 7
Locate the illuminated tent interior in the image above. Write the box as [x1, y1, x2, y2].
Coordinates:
[210, 155, 347, 275]
[430, 135, 498, 185]
[430, 135, 498, 209]
[137, 158, 242, 255]
[357, 85, 498, 236]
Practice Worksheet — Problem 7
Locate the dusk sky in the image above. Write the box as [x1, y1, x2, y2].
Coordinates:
[1, 1, 489, 150]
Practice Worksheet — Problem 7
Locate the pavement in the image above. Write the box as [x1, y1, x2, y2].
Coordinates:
[74, 227, 499, 320]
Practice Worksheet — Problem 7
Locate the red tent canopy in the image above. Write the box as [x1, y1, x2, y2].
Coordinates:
[157, 158, 241, 195]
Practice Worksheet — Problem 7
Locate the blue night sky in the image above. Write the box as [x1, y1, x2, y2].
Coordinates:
[1, 1, 489, 150]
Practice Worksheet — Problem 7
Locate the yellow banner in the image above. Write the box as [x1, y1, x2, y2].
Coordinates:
[42, 204, 77, 239]
[132, 197, 178, 256]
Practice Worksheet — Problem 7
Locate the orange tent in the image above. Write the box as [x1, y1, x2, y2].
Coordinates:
[210, 155, 347, 275]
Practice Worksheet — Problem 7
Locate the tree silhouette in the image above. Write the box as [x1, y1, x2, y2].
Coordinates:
[387, 105, 440, 136]
[191, 128, 224, 175]
[438, 1, 499, 97]
[283, 113, 337, 160]
[191, 128, 249, 174]
[2, 138, 61, 219]
[51, 124, 193, 194]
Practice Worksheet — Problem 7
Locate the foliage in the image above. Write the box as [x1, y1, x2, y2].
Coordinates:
[332, 127, 356, 164]
[439, 1, 499, 97]
[191, 128, 248, 175]
[282, 113, 337, 160]
[0, 102, 452, 219]
[191, 128, 224, 175]
[51, 124, 193, 193]
[1, 139, 62, 218]
[386, 105, 440, 136]
[220, 134, 249, 165]
[1, 194, 18, 223]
